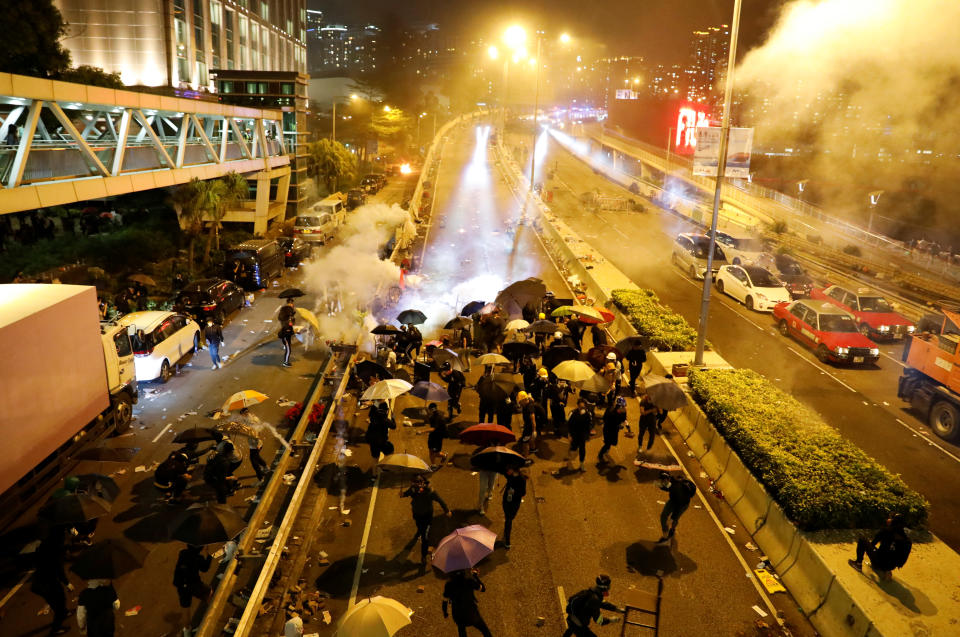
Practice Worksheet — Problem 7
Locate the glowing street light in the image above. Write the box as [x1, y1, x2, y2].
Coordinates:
[560, 32, 571, 44]
[383, 105, 392, 112]
[503, 25, 526, 51]
[488, 45, 499, 60]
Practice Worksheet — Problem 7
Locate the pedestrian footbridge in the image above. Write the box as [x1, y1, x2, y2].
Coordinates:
[0, 73, 290, 229]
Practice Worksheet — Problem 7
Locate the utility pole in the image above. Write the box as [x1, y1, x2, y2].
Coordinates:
[529, 34, 543, 195]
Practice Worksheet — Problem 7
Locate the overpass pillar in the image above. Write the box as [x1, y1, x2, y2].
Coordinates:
[253, 172, 272, 236]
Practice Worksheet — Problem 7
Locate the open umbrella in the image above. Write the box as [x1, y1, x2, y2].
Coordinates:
[378, 453, 431, 474]
[397, 309, 428, 325]
[505, 319, 530, 332]
[444, 316, 473, 330]
[459, 423, 516, 446]
[431, 348, 463, 371]
[73, 447, 139, 462]
[371, 324, 401, 335]
[73, 474, 121, 502]
[222, 390, 268, 413]
[173, 427, 220, 444]
[502, 341, 539, 359]
[170, 502, 247, 545]
[296, 307, 320, 333]
[541, 346, 580, 370]
[525, 319, 560, 335]
[432, 525, 497, 573]
[476, 374, 516, 403]
[336, 596, 413, 637]
[127, 273, 157, 286]
[552, 360, 597, 383]
[362, 379, 413, 401]
[577, 306, 616, 325]
[475, 353, 510, 366]
[409, 381, 450, 402]
[579, 373, 611, 393]
[470, 446, 526, 473]
[40, 493, 111, 525]
[279, 288, 306, 299]
[356, 360, 393, 382]
[642, 374, 689, 410]
[496, 280, 547, 317]
[460, 301, 486, 316]
[70, 538, 148, 579]
[614, 335, 650, 355]
[478, 303, 499, 315]
[555, 305, 604, 321]
[585, 345, 622, 370]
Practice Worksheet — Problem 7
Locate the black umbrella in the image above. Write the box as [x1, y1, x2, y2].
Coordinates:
[444, 316, 473, 330]
[74, 447, 139, 462]
[73, 474, 121, 502]
[496, 280, 547, 317]
[371, 324, 401, 335]
[541, 345, 581, 370]
[170, 502, 247, 545]
[410, 381, 450, 402]
[397, 309, 428, 325]
[470, 446, 526, 474]
[460, 301, 486, 316]
[173, 427, 220, 444]
[279, 288, 306, 299]
[71, 538, 148, 579]
[476, 373, 517, 403]
[40, 494, 111, 525]
[502, 341, 539, 359]
[356, 360, 393, 382]
[431, 348, 464, 371]
[525, 319, 559, 335]
[614, 335, 650, 355]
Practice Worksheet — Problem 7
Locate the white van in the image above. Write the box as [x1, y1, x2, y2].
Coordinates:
[294, 194, 347, 244]
[714, 231, 766, 266]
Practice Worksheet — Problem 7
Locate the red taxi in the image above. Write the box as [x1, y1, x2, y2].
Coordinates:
[773, 299, 880, 365]
[810, 285, 915, 340]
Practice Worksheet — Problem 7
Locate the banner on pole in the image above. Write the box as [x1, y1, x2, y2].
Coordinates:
[615, 89, 638, 100]
[693, 127, 754, 178]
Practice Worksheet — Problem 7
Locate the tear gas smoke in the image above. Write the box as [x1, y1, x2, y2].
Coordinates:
[736, 0, 960, 235]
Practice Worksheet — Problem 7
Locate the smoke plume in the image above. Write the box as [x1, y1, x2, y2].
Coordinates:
[735, 0, 960, 237]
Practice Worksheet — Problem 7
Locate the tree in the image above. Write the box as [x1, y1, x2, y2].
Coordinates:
[2, 0, 71, 78]
[58, 65, 124, 89]
[204, 172, 249, 260]
[167, 179, 208, 277]
[308, 139, 358, 194]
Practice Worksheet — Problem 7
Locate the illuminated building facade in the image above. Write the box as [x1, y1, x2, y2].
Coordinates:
[54, 0, 308, 89]
[309, 24, 379, 76]
[685, 25, 729, 107]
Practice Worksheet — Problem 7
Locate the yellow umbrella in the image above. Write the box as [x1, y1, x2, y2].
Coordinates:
[336, 596, 413, 637]
[296, 307, 320, 333]
[221, 390, 268, 413]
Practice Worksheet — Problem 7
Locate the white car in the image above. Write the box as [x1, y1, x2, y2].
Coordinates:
[118, 311, 201, 383]
[715, 265, 792, 312]
[715, 232, 766, 265]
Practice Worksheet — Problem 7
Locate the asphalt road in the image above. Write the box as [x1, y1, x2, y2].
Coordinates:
[298, 121, 813, 637]
[532, 132, 960, 550]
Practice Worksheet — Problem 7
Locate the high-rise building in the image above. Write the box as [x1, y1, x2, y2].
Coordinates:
[54, 0, 308, 89]
[685, 25, 729, 107]
[309, 24, 379, 76]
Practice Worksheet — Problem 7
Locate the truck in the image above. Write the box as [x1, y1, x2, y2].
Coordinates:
[0, 284, 138, 529]
[897, 309, 960, 441]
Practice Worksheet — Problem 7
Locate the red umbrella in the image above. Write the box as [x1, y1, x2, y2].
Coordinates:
[459, 424, 516, 446]
[578, 306, 616, 325]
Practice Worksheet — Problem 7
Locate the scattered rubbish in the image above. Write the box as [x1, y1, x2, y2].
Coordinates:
[38, 605, 50, 616]
[255, 525, 273, 540]
[754, 569, 787, 594]
[693, 505, 702, 509]
[751, 605, 768, 618]
[699, 471, 708, 479]
[134, 465, 147, 472]
[686, 451, 695, 457]
[322, 610, 332, 624]
[416, 585, 425, 593]
[536, 616, 546, 627]
[724, 527, 736, 535]
[186, 411, 198, 415]
[328, 506, 338, 510]
[124, 605, 141, 616]
[656, 500, 665, 505]
[745, 542, 758, 551]
[470, 471, 478, 476]
[342, 520, 352, 527]
[282, 473, 296, 485]
[20, 540, 41, 554]
[264, 319, 273, 323]
[224, 617, 240, 633]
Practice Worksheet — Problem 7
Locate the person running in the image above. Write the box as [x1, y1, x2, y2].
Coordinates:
[365, 402, 397, 462]
[657, 472, 697, 542]
[501, 467, 527, 549]
[597, 397, 627, 464]
[848, 513, 912, 580]
[563, 574, 624, 637]
[173, 544, 212, 634]
[278, 319, 294, 367]
[567, 398, 593, 472]
[426, 403, 448, 471]
[204, 317, 224, 370]
[400, 475, 451, 562]
[633, 393, 660, 463]
[439, 363, 466, 419]
[625, 348, 647, 394]
[442, 569, 493, 637]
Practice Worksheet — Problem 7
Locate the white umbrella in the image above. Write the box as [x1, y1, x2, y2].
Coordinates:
[362, 379, 413, 401]
[551, 360, 597, 384]
[336, 596, 413, 637]
[505, 319, 530, 332]
[476, 353, 510, 366]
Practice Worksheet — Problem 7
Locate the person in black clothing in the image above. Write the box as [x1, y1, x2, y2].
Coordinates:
[625, 349, 646, 394]
[567, 317, 584, 350]
[439, 363, 466, 419]
[501, 467, 527, 548]
[517, 392, 536, 457]
[174, 544, 212, 631]
[495, 394, 514, 429]
[528, 367, 548, 404]
[204, 318, 224, 370]
[477, 394, 496, 424]
[426, 403, 448, 470]
[278, 298, 296, 324]
[597, 397, 627, 464]
[634, 394, 660, 462]
[366, 402, 397, 461]
[849, 513, 912, 580]
[279, 319, 294, 367]
[547, 379, 570, 435]
[77, 580, 119, 637]
[518, 356, 537, 386]
[567, 399, 593, 472]
[172, 271, 187, 292]
[203, 445, 238, 504]
[154, 450, 191, 500]
[401, 475, 451, 562]
[30, 529, 72, 635]
[563, 574, 624, 637]
[657, 472, 697, 541]
[407, 323, 423, 360]
[590, 324, 608, 347]
[442, 569, 493, 637]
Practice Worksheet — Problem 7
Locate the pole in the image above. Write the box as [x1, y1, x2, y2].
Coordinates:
[501, 59, 509, 135]
[694, 0, 742, 366]
[665, 127, 673, 176]
[529, 35, 543, 194]
[417, 116, 422, 151]
[331, 101, 336, 143]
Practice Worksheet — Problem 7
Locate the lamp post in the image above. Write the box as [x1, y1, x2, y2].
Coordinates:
[331, 94, 358, 144]
[528, 34, 543, 195]
[694, 0, 743, 366]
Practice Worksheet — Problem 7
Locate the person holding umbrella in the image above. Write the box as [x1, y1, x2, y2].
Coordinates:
[174, 544, 212, 632]
[567, 398, 593, 472]
[439, 362, 466, 419]
[442, 568, 493, 637]
[634, 393, 661, 463]
[597, 397, 628, 465]
[30, 528, 72, 636]
[426, 404, 448, 471]
[400, 475, 451, 563]
[278, 298, 296, 325]
[76, 579, 120, 637]
[501, 467, 527, 549]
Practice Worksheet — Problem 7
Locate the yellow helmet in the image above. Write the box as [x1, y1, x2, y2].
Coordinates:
[517, 391, 531, 402]
[538, 367, 548, 378]
[538, 312, 546, 319]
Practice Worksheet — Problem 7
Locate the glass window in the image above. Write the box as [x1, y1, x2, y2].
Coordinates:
[246, 82, 259, 93]
[819, 314, 858, 333]
[789, 304, 808, 322]
[280, 83, 293, 95]
[261, 1, 269, 21]
[113, 331, 132, 357]
[225, 8, 234, 66]
[858, 296, 892, 312]
[210, 1, 222, 67]
[221, 80, 234, 93]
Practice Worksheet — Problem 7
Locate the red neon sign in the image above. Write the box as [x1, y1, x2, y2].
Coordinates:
[675, 107, 710, 153]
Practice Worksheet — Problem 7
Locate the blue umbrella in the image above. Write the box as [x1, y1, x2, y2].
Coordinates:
[460, 300, 486, 316]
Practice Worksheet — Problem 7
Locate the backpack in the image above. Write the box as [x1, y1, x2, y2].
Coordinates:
[890, 533, 912, 569]
[566, 589, 593, 618]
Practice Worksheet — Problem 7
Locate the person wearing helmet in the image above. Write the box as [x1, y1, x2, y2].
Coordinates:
[597, 397, 628, 464]
[601, 353, 622, 407]
[538, 312, 546, 320]
[563, 574, 624, 636]
[517, 392, 536, 459]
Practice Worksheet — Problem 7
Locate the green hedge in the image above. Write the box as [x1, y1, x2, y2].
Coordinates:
[687, 368, 928, 530]
[610, 288, 703, 351]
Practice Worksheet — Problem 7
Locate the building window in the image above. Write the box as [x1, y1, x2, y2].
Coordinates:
[221, 81, 234, 94]
[210, 1, 222, 68]
[246, 82, 259, 94]
[250, 25, 259, 70]
[280, 83, 293, 95]
[174, 0, 189, 84]
[225, 8, 234, 68]
[260, 1, 269, 21]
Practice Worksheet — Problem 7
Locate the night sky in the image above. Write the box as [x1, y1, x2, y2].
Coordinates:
[310, 0, 782, 64]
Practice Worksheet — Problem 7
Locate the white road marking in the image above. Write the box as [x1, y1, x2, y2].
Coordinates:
[785, 347, 858, 393]
[557, 586, 567, 622]
[348, 470, 381, 608]
[881, 351, 906, 367]
[893, 418, 960, 465]
[151, 422, 173, 443]
[0, 570, 32, 609]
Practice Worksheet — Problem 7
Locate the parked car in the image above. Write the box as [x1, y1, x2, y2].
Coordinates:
[772, 299, 880, 365]
[810, 284, 916, 340]
[347, 189, 367, 210]
[360, 174, 383, 193]
[223, 239, 284, 291]
[714, 232, 766, 265]
[671, 233, 728, 280]
[755, 253, 814, 298]
[276, 236, 310, 267]
[294, 194, 346, 244]
[715, 265, 792, 312]
[118, 311, 201, 382]
[174, 278, 244, 324]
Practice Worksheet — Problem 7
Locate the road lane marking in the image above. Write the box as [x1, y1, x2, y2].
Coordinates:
[785, 347, 858, 392]
[0, 570, 32, 609]
[557, 586, 567, 623]
[893, 418, 960, 465]
[348, 470, 381, 608]
[152, 422, 173, 443]
[881, 351, 906, 367]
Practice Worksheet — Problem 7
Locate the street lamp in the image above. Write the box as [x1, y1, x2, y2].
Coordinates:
[330, 94, 358, 143]
[528, 31, 573, 197]
[694, 0, 743, 366]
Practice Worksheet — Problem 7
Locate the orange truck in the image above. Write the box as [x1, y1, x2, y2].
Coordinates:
[898, 309, 960, 441]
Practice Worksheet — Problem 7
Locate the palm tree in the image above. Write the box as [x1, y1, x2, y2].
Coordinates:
[167, 179, 206, 276]
[203, 172, 249, 261]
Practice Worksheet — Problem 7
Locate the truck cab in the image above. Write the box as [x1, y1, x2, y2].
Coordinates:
[899, 309, 960, 440]
[101, 321, 138, 423]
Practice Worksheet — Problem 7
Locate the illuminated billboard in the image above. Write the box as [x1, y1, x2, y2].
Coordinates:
[606, 95, 713, 154]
